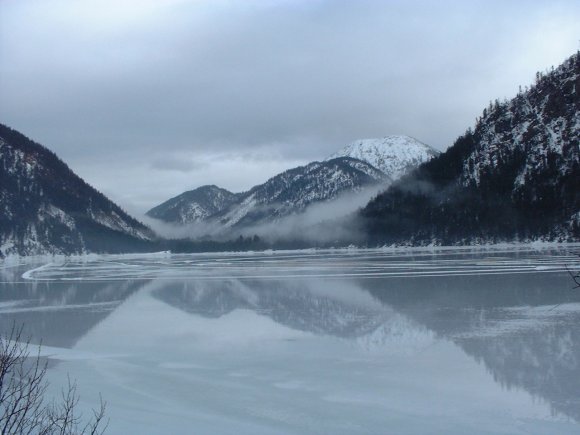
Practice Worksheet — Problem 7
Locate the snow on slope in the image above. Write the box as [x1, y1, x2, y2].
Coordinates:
[327, 135, 439, 180]
[362, 52, 580, 243]
[0, 124, 153, 256]
[213, 157, 387, 228]
[146, 185, 240, 224]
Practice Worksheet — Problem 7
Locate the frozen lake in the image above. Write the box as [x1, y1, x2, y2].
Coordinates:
[1, 246, 580, 434]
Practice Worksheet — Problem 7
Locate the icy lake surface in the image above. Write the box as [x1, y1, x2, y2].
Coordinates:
[2, 246, 580, 434]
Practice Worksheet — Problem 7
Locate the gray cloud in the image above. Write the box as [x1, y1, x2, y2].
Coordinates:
[150, 156, 205, 173]
[1, 0, 579, 212]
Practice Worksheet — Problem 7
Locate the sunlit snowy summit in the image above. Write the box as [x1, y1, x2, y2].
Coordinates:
[327, 135, 440, 180]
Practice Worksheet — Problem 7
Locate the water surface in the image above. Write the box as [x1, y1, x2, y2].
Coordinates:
[1, 246, 580, 434]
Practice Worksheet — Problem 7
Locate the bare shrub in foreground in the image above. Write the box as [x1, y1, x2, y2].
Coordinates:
[0, 325, 108, 434]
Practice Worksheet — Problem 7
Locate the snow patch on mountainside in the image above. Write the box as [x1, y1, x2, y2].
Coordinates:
[219, 194, 259, 227]
[462, 55, 579, 191]
[327, 135, 439, 179]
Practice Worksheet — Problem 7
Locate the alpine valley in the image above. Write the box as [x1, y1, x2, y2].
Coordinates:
[1, 52, 579, 256]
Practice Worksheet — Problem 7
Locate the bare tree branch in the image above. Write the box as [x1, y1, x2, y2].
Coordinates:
[0, 324, 108, 435]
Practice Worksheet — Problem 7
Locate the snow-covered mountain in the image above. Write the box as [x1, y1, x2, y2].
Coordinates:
[0, 124, 154, 256]
[362, 52, 580, 244]
[210, 157, 387, 228]
[146, 185, 240, 224]
[148, 136, 440, 230]
[327, 135, 439, 180]
[147, 157, 387, 229]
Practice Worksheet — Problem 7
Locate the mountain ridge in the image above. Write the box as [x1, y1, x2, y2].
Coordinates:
[147, 135, 440, 230]
[0, 124, 155, 256]
[361, 52, 580, 244]
[210, 156, 388, 229]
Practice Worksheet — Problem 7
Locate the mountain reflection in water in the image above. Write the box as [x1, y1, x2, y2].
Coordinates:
[153, 271, 580, 421]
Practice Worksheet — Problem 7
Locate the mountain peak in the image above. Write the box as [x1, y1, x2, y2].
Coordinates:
[146, 185, 239, 224]
[0, 123, 154, 256]
[327, 135, 439, 179]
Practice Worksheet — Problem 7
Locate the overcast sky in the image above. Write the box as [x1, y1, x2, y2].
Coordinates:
[1, 0, 579, 214]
